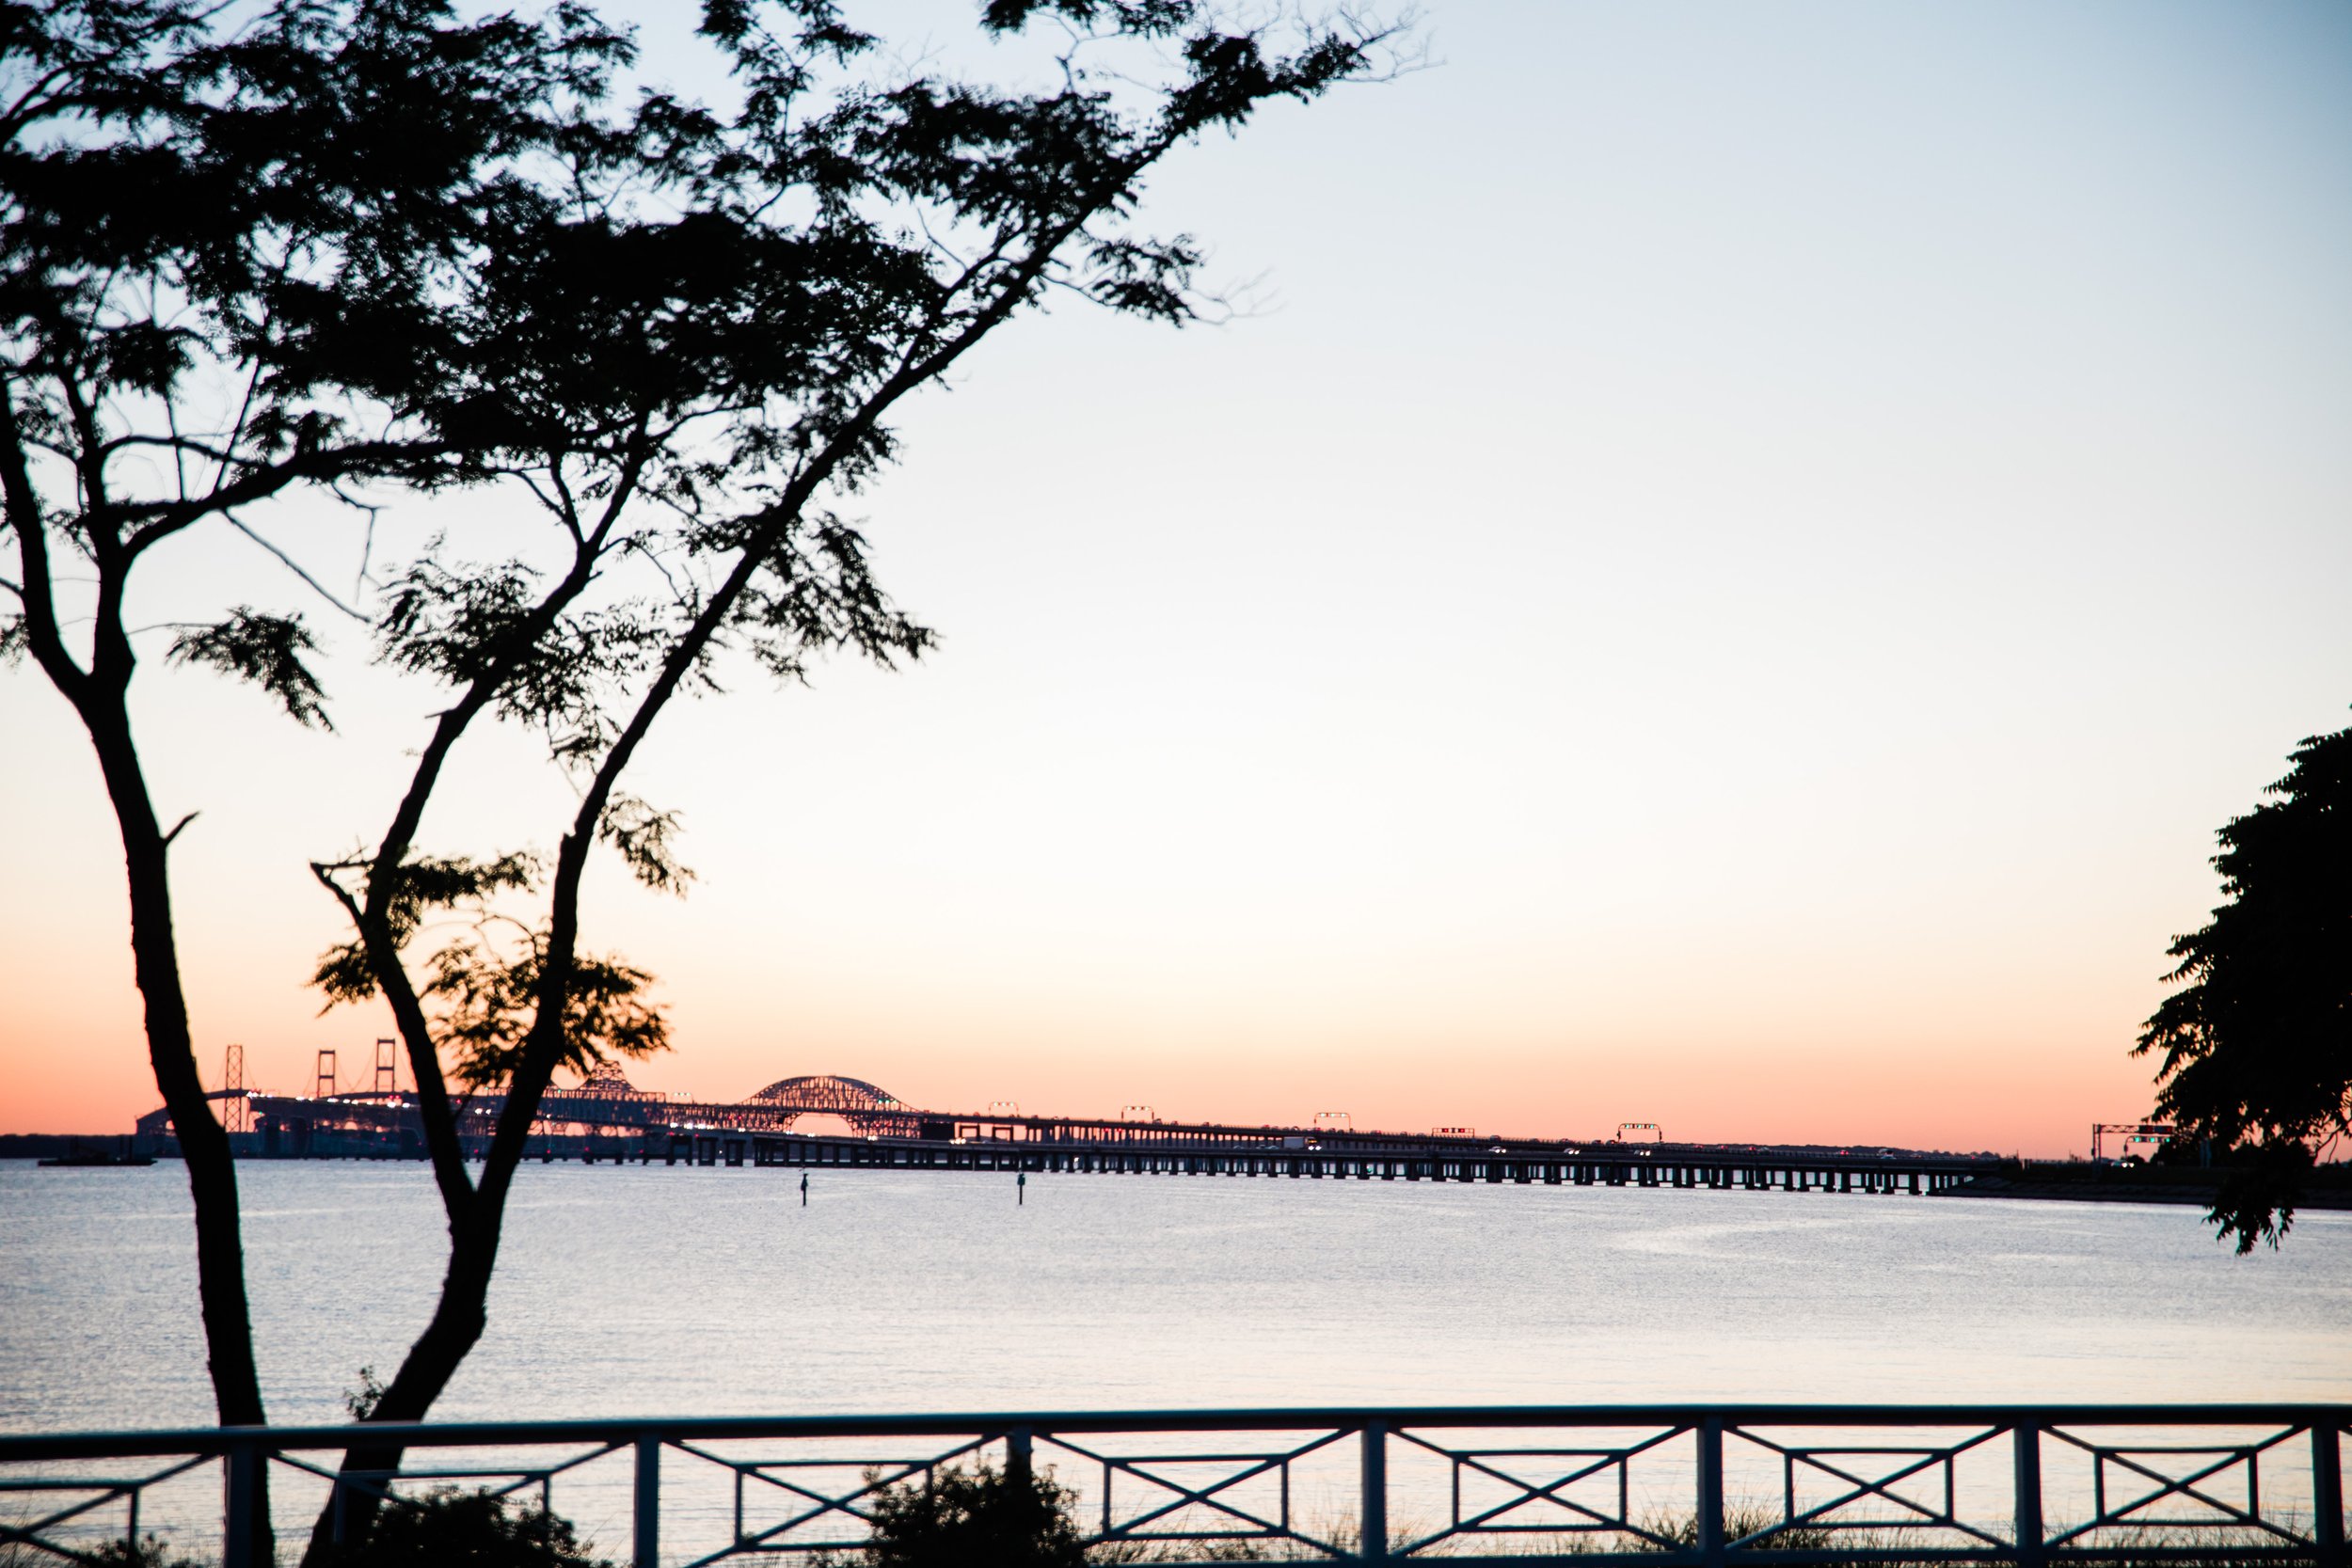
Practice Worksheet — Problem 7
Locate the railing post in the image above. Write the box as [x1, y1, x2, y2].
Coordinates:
[1008, 1424, 1035, 1486]
[1359, 1419, 1389, 1565]
[2013, 1421, 2044, 1568]
[2315, 1423, 2345, 1568]
[635, 1432, 661, 1568]
[221, 1439, 262, 1568]
[1697, 1418, 1726, 1568]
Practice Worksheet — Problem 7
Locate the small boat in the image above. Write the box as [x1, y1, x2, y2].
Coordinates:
[37, 1148, 155, 1167]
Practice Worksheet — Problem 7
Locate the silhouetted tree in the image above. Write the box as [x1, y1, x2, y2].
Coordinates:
[2137, 717, 2352, 1251]
[0, 0, 631, 1480]
[275, 2, 1398, 1561]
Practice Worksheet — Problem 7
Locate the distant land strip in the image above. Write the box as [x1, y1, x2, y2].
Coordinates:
[1947, 1164, 2352, 1210]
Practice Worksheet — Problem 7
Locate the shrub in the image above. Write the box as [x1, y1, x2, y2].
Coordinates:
[834, 1462, 1087, 1568]
[83, 1537, 206, 1568]
[0, 1530, 203, 1568]
[324, 1487, 611, 1568]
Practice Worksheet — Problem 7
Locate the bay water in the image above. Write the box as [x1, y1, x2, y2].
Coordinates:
[6, 1158, 2345, 1433]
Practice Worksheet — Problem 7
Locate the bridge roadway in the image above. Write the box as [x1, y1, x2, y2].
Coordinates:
[144, 1070, 1996, 1193]
[648, 1123, 1994, 1195]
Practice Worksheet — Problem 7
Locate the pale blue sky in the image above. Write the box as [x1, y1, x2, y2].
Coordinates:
[5, 0, 2348, 1150]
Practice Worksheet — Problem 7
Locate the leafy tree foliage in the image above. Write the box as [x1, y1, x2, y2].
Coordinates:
[2137, 720, 2352, 1251]
[167, 609, 334, 729]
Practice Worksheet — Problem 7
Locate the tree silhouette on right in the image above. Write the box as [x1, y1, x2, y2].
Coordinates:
[2137, 717, 2351, 1251]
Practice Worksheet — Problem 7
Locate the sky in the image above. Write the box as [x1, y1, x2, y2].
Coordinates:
[4, 0, 2349, 1156]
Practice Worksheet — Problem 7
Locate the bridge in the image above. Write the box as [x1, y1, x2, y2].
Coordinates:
[688, 1126, 1991, 1196]
[596, 1071, 1996, 1192]
[135, 1066, 1999, 1195]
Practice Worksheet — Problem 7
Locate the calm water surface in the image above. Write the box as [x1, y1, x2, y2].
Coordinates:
[3, 1160, 2346, 1433]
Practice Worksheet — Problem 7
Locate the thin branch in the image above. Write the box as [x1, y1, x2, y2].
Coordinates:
[354, 508, 379, 603]
[207, 280, 278, 500]
[222, 515, 369, 622]
[98, 432, 240, 466]
[0, 63, 77, 137]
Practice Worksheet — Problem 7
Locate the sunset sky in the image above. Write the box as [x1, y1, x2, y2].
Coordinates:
[4, 0, 2348, 1156]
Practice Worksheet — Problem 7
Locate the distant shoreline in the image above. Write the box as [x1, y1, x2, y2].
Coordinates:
[0, 1133, 136, 1159]
[1943, 1168, 2352, 1211]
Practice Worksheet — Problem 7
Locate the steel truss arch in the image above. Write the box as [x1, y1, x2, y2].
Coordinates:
[742, 1074, 920, 1138]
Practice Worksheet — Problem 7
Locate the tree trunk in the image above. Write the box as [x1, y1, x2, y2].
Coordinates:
[301, 890, 601, 1564]
[81, 704, 275, 1562]
[298, 1197, 506, 1565]
[7, 396, 272, 1559]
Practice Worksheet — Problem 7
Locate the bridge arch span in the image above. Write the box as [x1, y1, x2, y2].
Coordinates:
[748, 1074, 905, 1113]
[742, 1074, 921, 1136]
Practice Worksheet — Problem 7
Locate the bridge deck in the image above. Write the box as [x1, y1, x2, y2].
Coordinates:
[136, 1079, 2003, 1193]
[644, 1129, 1990, 1194]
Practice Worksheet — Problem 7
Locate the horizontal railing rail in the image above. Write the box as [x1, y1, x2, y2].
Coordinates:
[1, 1404, 2343, 1568]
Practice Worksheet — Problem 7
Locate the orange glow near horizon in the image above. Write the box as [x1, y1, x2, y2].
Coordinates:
[0, 1012, 2167, 1160]
[0, 848, 2175, 1157]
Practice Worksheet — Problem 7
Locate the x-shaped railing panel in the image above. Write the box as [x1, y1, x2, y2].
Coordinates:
[1042, 1426, 1351, 1555]
[2043, 1425, 2314, 1549]
[678, 1434, 993, 1563]
[0, 1455, 211, 1562]
[272, 1438, 628, 1555]
[1391, 1423, 1691, 1556]
[1728, 1424, 2012, 1551]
